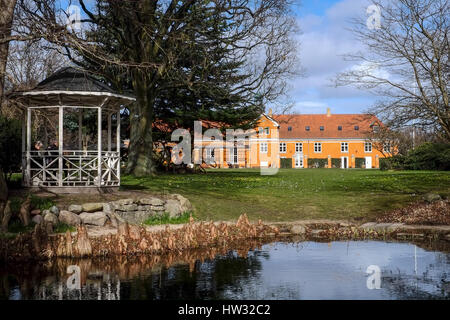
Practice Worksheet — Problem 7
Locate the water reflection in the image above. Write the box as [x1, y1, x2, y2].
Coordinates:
[0, 240, 449, 300]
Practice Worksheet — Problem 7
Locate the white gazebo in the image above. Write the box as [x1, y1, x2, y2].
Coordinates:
[12, 67, 135, 193]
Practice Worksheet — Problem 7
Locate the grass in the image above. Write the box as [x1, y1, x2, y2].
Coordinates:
[121, 169, 450, 223]
[143, 212, 192, 226]
[54, 223, 76, 233]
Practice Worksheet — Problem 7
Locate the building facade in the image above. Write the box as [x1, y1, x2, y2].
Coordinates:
[196, 108, 388, 169]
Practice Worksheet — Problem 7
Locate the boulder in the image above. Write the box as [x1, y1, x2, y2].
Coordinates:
[59, 210, 82, 226]
[79, 212, 108, 226]
[115, 198, 134, 205]
[42, 209, 50, 217]
[164, 199, 183, 218]
[44, 212, 58, 225]
[49, 206, 60, 216]
[138, 197, 164, 206]
[116, 204, 138, 212]
[171, 194, 193, 213]
[103, 202, 118, 214]
[290, 225, 306, 235]
[68, 204, 83, 214]
[82, 203, 104, 213]
[423, 193, 441, 203]
[32, 215, 43, 225]
[31, 209, 41, 216]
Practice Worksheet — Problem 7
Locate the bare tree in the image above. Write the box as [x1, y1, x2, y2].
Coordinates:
[336, 0, 449, 141]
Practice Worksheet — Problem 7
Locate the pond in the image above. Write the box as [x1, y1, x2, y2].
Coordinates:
[1, 240, 449, 300]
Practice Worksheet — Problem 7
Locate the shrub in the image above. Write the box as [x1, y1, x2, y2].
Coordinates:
[307, 158, 327, 168]
[0, 116, 22, 181]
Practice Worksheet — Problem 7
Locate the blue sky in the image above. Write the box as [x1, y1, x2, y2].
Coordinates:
[58, 0, 376, 115]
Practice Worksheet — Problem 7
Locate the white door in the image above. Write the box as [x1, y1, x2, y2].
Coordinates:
[365, 156, 372, 169]
[341, 157, 348, 169]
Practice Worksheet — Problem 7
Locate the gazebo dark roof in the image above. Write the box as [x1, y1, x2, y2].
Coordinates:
[34, 67, 116, 93]
[12, 67, 135, 109]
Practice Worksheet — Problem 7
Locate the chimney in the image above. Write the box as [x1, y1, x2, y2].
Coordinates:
[326, 107, 331, 117]
[268, 108, 273, 117]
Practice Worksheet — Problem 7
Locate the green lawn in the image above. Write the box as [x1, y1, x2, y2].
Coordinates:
[121, 169, 450, 223]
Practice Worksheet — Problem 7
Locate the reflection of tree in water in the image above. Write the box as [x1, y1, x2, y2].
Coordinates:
[381, 251, 450, 300]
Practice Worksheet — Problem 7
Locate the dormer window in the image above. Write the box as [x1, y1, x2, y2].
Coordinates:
[320, 126, 324, 131]
[338, 126, 342, 131]
[288, 126, 292, 132]
[373, 125, 379, 133]
[354, 126, 359, 131]
[264, 127, 270, 135]
[305, 126, 310, 131]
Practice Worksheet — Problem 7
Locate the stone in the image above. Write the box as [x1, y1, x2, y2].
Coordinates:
[164, 199, 183, 218]
[59, 210, 82, 226]
[137, 205, 152, 211]
[42, 209, 50, 217]
[103, 202, 118, 214]
[116, 204, 138, 212]
[31, 209, 41, 216]
[106, 211, 124, 228]
[49, 206, 60, 215]
[290, 225, 306, 235]
[82, 203, 104, 213]
[150, 205, 165, 211]
[138, 197, 165, 206]
[423, 193, 441, 203]
[79, 212, 108, 226]
[115, 198, 135, 205]
[171, 194, 193, 212]
[32, 215, 43, 225]
[44, 212, 58, 225]
[68, 204, 83, 214]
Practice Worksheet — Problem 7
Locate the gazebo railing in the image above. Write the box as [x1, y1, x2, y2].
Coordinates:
[23, 150, 120, 187]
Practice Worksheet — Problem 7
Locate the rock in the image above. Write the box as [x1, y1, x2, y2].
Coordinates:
[59, 210, 82, 226]
[68, 204, 83, 214]
[106, 211, 124, 228]
[32, 215, 43, 225]
[82, 203, 104, 213]
[115, 198, 134, 205]
[50, 206, 59, 215]
[44, 212, 58, 225]
[164, 199, 183, 218]
[42, 209, 50, 217]
[150, 205, 165, 211]
[116, 204, 138, 212]
[290, 225, 306, 235]
[45, 221, 53, 234]
[423, 193, 441, 203]
[79, 212, 108, 226]
[31, 209, 41, 216]
[103, 202, 118, 214]
[171, 194, 193, 212]
[138, 197, 165, 206]
[114, 211, 154, 225]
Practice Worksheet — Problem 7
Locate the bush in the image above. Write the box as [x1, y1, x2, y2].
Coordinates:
[307, 158, 327, 168]
[0, 116, 22, 181]
[380, 143, 449, 170]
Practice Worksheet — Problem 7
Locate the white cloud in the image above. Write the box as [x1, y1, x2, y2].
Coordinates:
[289, 0, 377, 113]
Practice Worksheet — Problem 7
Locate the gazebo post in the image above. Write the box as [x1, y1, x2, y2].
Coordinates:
[107, 112, 112, 152]
[26, 108, 31, 186]
[116, 110, 121, 184]
[58, 106, 64, 187]
[78, 110, 83, 150]
[97, 107, 102, 187]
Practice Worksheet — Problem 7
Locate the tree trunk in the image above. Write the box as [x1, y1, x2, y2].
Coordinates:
[1, 200, 11, 232]
[0, 167, 7, 229]
[19, 197, 31, 227]
[125, 74, 156, 177]
[0, 0, 17, 105]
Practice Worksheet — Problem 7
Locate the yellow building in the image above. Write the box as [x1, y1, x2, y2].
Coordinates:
[197, 108, 388, 169]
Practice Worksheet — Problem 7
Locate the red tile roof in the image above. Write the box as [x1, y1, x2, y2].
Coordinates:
[273, 114, 381, 139]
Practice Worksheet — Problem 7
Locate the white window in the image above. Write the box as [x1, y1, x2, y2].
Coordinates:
[232, 147, 238, 164]
[206, 148, 215, 164]
[264, 127, 270, 135]
[258, 127, 263, 135]
[295, 143, 303, 153]
[295, 156, 303, 168]
[341, 142, 348, 153]
[365, 142, 372, 153]
[383, 143, 391, 153]
[314, 142, 322, 153]
[279, 143, 286, 153]
[260, 142, 268, 153]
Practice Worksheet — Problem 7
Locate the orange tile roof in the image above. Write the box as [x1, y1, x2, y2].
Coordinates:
[273, 114, 381, 139]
